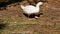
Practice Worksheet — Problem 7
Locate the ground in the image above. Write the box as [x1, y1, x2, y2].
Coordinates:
[0, 0, 60, 34]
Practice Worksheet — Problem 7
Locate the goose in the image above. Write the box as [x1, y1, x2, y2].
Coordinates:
[20, 2, 43, 20]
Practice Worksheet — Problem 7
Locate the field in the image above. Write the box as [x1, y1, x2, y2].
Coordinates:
[0, 0, 60, 34]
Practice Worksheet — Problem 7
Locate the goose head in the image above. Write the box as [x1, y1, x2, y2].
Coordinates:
[36, 2, 43, 8]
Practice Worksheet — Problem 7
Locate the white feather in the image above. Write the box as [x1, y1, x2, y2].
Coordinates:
[20, 2, 43, 15]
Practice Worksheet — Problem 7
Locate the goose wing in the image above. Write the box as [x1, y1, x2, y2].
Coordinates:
[23, 5, 39, 14]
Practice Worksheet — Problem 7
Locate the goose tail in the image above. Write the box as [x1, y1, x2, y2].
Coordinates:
[20, 5, 25, 9]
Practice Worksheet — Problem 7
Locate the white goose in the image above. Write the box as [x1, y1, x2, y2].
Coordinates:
[20, 2, 43, 20]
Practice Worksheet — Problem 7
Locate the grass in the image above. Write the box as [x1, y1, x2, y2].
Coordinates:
[0, 16, 60, 34]
[0, 16, 41, 34]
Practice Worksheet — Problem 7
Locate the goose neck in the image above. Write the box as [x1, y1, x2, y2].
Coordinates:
[36, 2, 43, 8]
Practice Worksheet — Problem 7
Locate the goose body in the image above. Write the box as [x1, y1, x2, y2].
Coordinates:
[21, 5, 39, 14]
[20, 2, 43, 15]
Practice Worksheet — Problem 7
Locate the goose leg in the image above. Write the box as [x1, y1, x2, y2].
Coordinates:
[28, 15, 32, 21]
